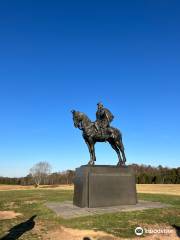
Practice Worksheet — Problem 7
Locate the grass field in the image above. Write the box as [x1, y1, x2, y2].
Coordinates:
[0, 185, 179, 239]
[1, 184, 180, 196]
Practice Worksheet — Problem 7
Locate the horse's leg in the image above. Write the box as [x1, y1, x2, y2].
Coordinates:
[116, 139, 126, 165]
[85, 139, 95, 165]
[108, 139, 122, 166]
[84, 139, 93, 165]
[90, 141, 96, 164]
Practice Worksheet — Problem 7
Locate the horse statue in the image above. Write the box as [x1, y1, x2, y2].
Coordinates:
[71, 110, 126, 166]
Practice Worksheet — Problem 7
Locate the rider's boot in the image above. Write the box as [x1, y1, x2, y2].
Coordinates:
[94, 122, 99, 133]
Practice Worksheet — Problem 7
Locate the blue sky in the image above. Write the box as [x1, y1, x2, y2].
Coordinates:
[0, 1, 180, 177]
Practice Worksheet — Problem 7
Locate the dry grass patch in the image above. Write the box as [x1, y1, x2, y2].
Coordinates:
[43, 226, 118, 240]
[42, 225, 178, 240]
[1, 184, 179, 195]
[3, 202, 18, 209]
[24, 200, 38, 204]
[41, 185, 73, 190]
[0, 184, 74, 191]
[137, 184, 180, 196]
[0, 211, 22, 220]
[0, 185, 33, 191]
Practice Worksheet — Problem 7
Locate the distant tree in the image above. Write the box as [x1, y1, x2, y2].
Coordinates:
[30, 161, 52, 186]
[66, 170, 75, 184]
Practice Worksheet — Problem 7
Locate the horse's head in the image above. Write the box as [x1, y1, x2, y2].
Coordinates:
[71, 110, 91, 130]
[71, 110, 83, 128]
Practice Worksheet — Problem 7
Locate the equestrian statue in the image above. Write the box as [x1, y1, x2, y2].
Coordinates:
[71, 103, 126, 166]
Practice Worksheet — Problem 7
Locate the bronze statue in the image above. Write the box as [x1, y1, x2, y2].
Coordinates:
[71, 103, 126, 166]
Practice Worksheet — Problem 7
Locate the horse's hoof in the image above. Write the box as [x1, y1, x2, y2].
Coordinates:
[117, 161, 125, 167]
[88, 161, 94, 165]
[121, 162, 126, 167]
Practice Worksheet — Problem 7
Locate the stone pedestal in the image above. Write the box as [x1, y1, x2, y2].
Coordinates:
[73, 165, 137, 208]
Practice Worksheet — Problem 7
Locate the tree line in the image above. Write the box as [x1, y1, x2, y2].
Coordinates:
[0, 162, 179, 185]
[0, 170, 75, 186]
[131, 164, 180, 184]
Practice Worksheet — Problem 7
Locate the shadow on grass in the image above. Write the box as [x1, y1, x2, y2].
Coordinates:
[0, 215, 37, 240]
[172, 224, 180, 238]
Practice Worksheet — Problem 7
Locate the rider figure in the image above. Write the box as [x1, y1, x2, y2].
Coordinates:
[95, 102, 114, 136]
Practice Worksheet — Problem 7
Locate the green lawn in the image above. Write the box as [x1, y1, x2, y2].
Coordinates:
[0, 189, 179, 239]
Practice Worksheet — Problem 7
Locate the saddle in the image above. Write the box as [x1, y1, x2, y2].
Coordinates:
[94, 123, 111, 138]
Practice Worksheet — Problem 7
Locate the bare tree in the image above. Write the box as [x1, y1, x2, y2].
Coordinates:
[30, 161, 52, 186]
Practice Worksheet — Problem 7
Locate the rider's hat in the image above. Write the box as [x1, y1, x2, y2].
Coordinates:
[97, 102, 103, 107]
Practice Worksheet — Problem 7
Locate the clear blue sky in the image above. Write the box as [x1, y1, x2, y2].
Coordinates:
[0, 1, 179, 177]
